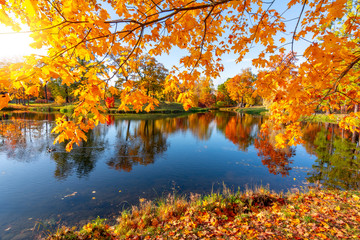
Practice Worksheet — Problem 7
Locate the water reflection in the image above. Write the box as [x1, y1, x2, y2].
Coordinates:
[108, 120, 169, 172]
[305, 123, 360, 189]
[220, 113, 260, 151]
[254, 132, 294, 177]
[2, 111, 360, 239]
[0, 113, 57, 161]
[0, 111, 359, 189]
[52, 129, 106, 179]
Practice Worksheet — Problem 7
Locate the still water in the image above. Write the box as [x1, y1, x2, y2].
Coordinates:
[0, 111, 359, 239]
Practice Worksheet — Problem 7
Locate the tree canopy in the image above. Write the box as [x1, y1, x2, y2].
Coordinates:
[0, 0, 359, 150]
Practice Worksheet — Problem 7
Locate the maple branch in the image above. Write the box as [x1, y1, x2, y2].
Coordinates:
[346, 7, 360, 34]
[291, 0, 307, 57]
[337, 91, 360, 105]
[150, 0, 164, 12]
[105, 0, 231, 27]
[108, 27, 145, 81]
[96, 23, 119, 70]
[164, 10, 189, 28]
[249, 0, 275, 48]
[191, 6, 215, 72]
[53, 28, 92, 60]
[46, 0, 67, 21]
[311, 55, 360, 109]
[332, 55, 360, 93]
[145, 0, 196, 20]
[0, 21, 68, 35]
[281, 17, 300, 23]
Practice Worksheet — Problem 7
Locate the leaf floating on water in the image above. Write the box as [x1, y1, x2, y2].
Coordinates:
[92, 191, 96, 194]
[92, 197, 96, 200]
[119, 190, 122, 193]
[63, 192, 78, 198]
[4, 227, 11, 231]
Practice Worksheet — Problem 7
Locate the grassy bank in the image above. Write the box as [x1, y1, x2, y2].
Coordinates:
[237, 106, 268, 115]
[3, 102, 209, 115]
[219, 106, 268, 115]
[45, 187, 360, 239]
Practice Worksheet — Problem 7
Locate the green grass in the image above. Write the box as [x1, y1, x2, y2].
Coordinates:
[237, 106, 268, 115]
[4, 102, 209, 115]
[218, 106, 268, 115]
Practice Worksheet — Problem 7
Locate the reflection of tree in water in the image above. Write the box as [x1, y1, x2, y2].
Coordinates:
[222, 113, 261, 151]
[108, 113, 217, 172]
[215, 111, 233, 132]
[107, 119, 168, 172]
[216, 112, 294, 175]
[307, 123, 360, 189]
[0, 113, 56, 162]
[254, 132, 295, 177]
[301, 123, 323, 155]
[187, 113, 215, 140]
[52, 127, 107, 179]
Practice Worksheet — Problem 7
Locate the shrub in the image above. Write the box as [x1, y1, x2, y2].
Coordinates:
[55, 96, 66, 106]
[215, 101, 226, 107]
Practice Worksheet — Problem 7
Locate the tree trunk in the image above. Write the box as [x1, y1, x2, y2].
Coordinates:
[341, 105, 346, 114]
[351, 104, 359, 143]
[65, 86, 69, 103]
[44, 84, 48, 103]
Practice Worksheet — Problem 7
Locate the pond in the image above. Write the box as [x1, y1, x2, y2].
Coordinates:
[0, 111, 359, 239]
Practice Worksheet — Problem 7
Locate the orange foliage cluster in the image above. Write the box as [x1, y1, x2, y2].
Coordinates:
[226, 68, 255, 107]
[105, 96, 115, 108]
[0, 0, 360, 150]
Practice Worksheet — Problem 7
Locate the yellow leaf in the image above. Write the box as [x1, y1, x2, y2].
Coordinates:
[0, 94, 10, 110]
[353, 195, 360, 201]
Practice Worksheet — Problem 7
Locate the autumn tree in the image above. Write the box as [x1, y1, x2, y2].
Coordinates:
[193, 77, 216, 107]
[136, 55, 168, 100]
[216, 81, 234, 107]
[113, 54, 168, 100]
[226, 68, 256, 107]
[1, 0, 360, 151]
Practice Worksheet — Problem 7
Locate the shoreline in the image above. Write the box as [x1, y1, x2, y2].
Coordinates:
[0, 103, 211, 117]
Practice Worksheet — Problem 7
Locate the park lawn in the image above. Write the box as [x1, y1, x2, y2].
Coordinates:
[46, 187, 360, 239]
[218, 106, 268, 115]
[4, 102, 208, 114]
[237, 106, 268, 115]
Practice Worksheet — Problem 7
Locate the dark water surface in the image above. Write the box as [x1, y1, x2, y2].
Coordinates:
[0, 111, 359, 239]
